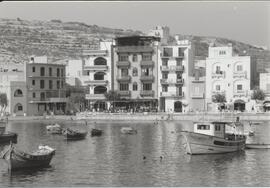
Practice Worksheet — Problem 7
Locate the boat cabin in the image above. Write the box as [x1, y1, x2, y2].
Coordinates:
[194, 122, 228, 138]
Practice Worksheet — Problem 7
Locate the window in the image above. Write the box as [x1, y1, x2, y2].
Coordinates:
[177, 73, 182, 79]
[162, 85, 168, 92]
[32, 92, 36, 98]
[32, 67, 35, 73]
[237, 84, 243, 91]
[162, 73, 168, 79]
[18, 105, 23, 111]
[219, 50, 226, 55]
[32, 80, 35, 86]
[57, 68, 60, 77]
[57, 81, 60, 89]
[40, 80, 45, 89]
[237, 65, 243, 72]
[61, 69, 64, 77]
[216, 85, 220, 91]
[143, 83, 152, 91]
[178, 48, 185, 56]
[132, 54, 138, 62]
[133, 82, 138, 91]
[176, 60, 182, 66]
[215, 125, 221, 131]
[142, 68, 150, 76]
[121, 69, 128, 77]
[14, 89, 23, 97]
[40, 92, 45, 100]
[61, 81, 64, 88]
[162, 59, 168, 66]
[49, 67, 52, 76]
[40, 67, 45, 76]
[119, 54, 128, 61]
[94, 72, 105, 80]
[120, 83, 129, 91]
[163, 48, 173, 57]
[194, 86, 200, 94]
[197, 124, 210, 130]
[132, 68, 138, 76]
[142, 53, 152, 61]
[216, 66, 221, 74]
[49, 80, 53, 89]
[94, 57, 107, 65]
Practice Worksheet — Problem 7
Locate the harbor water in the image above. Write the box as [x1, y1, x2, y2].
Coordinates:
[0, 120, 270, 187]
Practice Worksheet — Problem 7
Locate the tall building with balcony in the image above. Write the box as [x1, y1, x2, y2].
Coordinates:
[81, 41, 113, 111]
[205, 44, 255, 112]
[159, 39, 195, 113]
[112, 36, 160, 111]
[25, 56, 68, 115]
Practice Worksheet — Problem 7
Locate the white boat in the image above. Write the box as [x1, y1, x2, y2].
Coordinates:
[181, 121, 246, 155]
[120, 127, 137, 134]
[246, 143, 270, 149]
[46, 123, 62, 134]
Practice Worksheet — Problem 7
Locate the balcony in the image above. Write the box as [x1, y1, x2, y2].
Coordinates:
[160, 79, 184, 85]
[85, 94, 105, 100]
[233, 71, 247, 79]
[233, 90, 247, 98]
[140, 90, 154, 97]
[117, 75, 131, 82]
[29, 97, 68, 103]
[82, 50, 108, 56]
[174, 65, 184, 72]
[84, 65, 108, 71]
[118, 90, 131, 97]
[140, 75, 155, 82]
[140, 60, 154, 67]
[116, 46, 154, 53]
[84, 80, 108, 85]
[160, 66, 170, 72]
[160, 92, 184, 98]
[116, 61, 131, 68]
[212, 90, 226, 95]
[160, 65, 184, 72]
[212, 72, 225, 79]
[191, 93, 204, 99]
[175, 79, 184, 85]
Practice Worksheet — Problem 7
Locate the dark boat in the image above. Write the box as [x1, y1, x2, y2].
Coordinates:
[62, 128, 87, 140]
[0, 120, 6, 134]
[91, 128, 103, 137]
[0, 132, 17, 144]
[0, 144, 55, 171]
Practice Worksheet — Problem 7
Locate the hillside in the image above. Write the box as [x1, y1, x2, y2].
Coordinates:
[0, 18, 269, 71]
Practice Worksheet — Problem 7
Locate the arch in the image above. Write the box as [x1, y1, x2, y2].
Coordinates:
[174, 101, 182, 112]
[94, 57, 107, 65]
[94, 86, 107, 94]
[14, 89, 23, 97]
[234, 99, 245, 112]
[234, 61, 243, 72]
[212, 80, 223, 91]
[212, 62, 222, 74]
[132, 67, 138, 76]
[14, 103, 23, 112]
[94, 72, 106, 80]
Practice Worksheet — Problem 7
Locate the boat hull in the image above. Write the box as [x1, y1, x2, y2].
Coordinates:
[181, 131, 246, 155]
[246, 144, 270, 149]
[0, 132, 17, 144]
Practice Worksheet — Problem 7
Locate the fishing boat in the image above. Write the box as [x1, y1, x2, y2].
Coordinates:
[62, 128, 87, 140]
[0, 144, 55, 170]
[46, 123, 62, 134]
[120, 127, 137, 134]
[181, 121, 246, 155]
[90, 128, 103, 137]
[0, 132, 17, 144]
[246, 143, 270, 149]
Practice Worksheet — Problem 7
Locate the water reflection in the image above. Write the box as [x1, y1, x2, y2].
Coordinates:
[0, 120, 269, 186]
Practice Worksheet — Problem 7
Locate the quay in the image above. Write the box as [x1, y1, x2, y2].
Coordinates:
[5, 112, 270, 122]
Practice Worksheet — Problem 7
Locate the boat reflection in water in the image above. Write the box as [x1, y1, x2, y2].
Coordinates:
[181, 121, 246, 155]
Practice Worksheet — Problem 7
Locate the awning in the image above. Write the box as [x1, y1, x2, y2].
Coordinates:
[234, 99, 245, 104]
[263, 101, 270, 105]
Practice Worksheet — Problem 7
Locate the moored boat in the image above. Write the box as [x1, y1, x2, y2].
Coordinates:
[62, 128, 87, 140]
[0, 119, 6, 134]
[120, 127, 137, 134]
[0, 144, 55, 171]
[0, 132, 17, 144]
[91, 128, 103, 137]
[46, 123, 62, 134]
[246, 143, 270, 149]
[181, 121, 246, 155]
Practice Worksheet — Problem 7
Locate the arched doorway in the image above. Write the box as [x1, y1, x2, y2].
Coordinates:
[94, 57, 107, 65]
[234, 99, 245, 112]
[94, 86, 107, 94]
[174, 101, 182, 112]
[94, 72, 106, 80]
[14, 103, 23, 115]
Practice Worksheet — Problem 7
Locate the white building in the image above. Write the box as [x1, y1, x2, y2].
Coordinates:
[81, 41, 113, 111]
[205, 45, 254, 112]
[159, 38, 195, 113]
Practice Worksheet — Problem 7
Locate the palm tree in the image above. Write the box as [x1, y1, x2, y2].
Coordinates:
[104, 90, 120, 112]
[212, 93, 226, 111]
[0, 93, 8, 115]
[251, 89, 265, 101]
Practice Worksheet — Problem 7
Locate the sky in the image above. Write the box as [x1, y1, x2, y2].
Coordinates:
[0, 1, 269, 49]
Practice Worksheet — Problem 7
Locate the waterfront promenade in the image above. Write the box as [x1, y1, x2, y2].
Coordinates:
[5, 112, 270, 122]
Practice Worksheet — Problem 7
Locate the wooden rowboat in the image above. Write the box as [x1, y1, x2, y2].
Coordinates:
[0, 144, 55, 171]
[62, 128, 87, 140]
[0, 132, 17, 144]
[120, 127, 137, 134]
